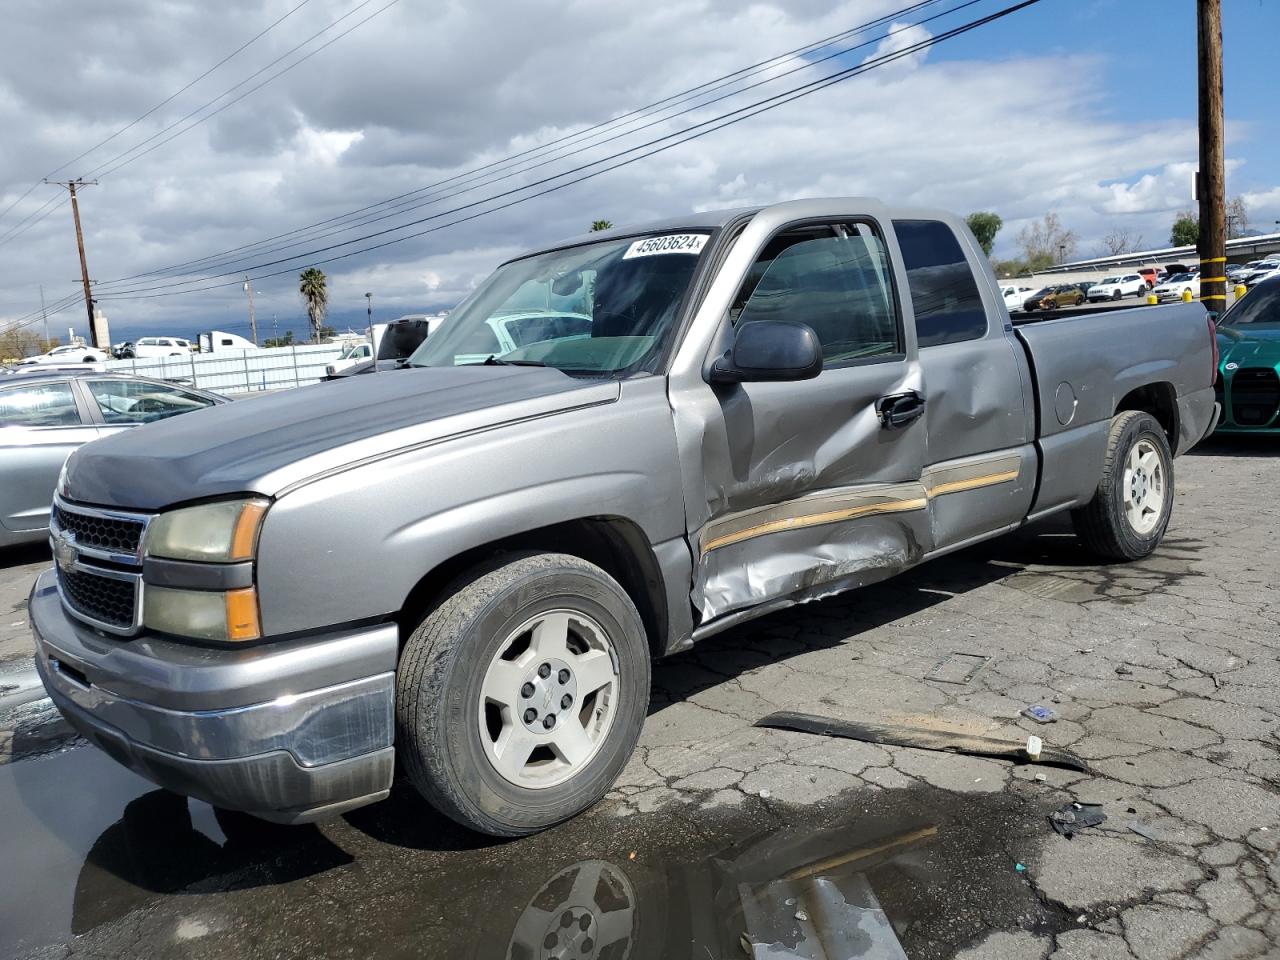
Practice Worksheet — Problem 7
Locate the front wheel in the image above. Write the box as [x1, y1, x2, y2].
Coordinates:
[396, 552, 651, 836]
[1111, 289, 1122, 301]
[1071, 411, 1173, 560]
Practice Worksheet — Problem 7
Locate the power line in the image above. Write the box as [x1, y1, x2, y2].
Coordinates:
[96, 0, 984, 296]
[102, 0, 983, 288]
[95, 0, 1044, 305]
[0, 0, 315, 229]
[99, 0, 949, 285]
[0, 193, 67, 249]
[81, 0, 399, 183]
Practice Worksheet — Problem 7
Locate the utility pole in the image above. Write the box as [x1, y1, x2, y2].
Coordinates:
[365, 292, 376, 373]
[243, 276, 258, 346]
[1197, 0, 1226, 316]
[39, 285, 49, 346]
[44, 178, 100, 346]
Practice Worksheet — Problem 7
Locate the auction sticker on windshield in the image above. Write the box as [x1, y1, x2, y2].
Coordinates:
[622, 234, 708, 259]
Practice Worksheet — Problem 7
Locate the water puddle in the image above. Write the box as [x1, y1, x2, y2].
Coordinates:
[0, 743, 1074, 959]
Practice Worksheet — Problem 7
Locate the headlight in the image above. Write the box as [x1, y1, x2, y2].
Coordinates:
[146, 498, 269, 562]
[143, 585, 261, 643]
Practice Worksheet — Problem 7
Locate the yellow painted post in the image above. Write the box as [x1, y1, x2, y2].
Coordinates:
[1182, 288, 1194, 303]
[1234, 284, 1247, 300]
[1147, 292, 1158, 305]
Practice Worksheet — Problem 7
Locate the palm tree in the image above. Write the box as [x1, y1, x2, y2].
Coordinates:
[298, 268, 328, 342]
[590, 220, 612, 232]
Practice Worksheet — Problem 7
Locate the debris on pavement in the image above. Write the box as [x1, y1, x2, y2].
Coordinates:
[1021, 704, 1056, 723]
[755, 712, 1091, 773]
[1050, 802, 1107, 838]
[1127, 821, 1163, 842]
[925, 652, 991, 685]
[1025, 735, 1043, 761]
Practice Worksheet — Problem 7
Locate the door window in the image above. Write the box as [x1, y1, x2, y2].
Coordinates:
[0, 382, 81, 427]
[87, 379, 215, 424]
[733, 223, 901, 365]
[893, 219, 988, 347]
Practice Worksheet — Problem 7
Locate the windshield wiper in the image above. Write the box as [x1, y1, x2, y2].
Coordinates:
[482, 355, 548, 367]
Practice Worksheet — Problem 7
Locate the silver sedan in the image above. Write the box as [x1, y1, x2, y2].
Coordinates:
[0, 371, 227, 548]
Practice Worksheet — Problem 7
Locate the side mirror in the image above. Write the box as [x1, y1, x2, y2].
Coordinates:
[710, 320, 823, 384]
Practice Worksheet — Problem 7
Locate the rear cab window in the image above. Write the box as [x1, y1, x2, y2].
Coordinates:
[893, 219, 988, 348]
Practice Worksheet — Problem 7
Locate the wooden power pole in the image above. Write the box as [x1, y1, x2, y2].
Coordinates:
[44, 178, 100, 346]
[1197, 0, 1226, 316]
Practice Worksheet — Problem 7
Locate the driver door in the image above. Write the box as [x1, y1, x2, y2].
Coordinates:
[689, 220, 930, 622]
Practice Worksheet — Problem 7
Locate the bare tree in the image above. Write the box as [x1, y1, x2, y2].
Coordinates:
[1099, 226, 1145, 256]
[1226, 195, 1249, 239]
[1017, 212, 1078, 271]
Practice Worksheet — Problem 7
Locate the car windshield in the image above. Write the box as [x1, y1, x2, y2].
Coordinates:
[1031, 287, 1050, 297]
[1219, 279, 1280, 331]
[409, 232, 709, 375]
[338, 343, 368, 360]
[1168, 273, 1193, 282]
[1097, 277, 1119, 284]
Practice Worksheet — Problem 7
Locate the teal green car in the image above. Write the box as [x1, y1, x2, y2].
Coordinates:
[1216, 277, 1280, 433]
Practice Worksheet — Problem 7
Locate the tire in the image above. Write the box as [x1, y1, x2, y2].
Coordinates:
[396, 552, 651, 837]
[1111, 289, 1122, 301]
[1071, 411, 1173, 560]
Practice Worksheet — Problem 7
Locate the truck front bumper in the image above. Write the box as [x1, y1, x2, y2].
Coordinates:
[29, 569, 397, 823]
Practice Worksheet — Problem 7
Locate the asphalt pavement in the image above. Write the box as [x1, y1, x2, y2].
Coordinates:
[1, 437, 1278, 959]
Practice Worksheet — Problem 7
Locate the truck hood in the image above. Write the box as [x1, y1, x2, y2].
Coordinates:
[65, 366, 619, 510]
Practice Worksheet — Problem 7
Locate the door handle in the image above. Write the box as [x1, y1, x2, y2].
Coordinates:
[876, 391, 925, 430]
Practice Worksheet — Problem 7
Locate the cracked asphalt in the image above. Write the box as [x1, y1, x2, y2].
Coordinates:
[0, 438, 1277, 959]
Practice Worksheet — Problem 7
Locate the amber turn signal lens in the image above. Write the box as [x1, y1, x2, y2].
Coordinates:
[225, 587, 261, 642]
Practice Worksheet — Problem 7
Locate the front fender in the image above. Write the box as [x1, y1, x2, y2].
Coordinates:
[254, 378, 685, 637]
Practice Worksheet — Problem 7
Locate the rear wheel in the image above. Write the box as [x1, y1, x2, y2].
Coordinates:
[396, 552, 651, 836]
[1071, 411, 1173, 560]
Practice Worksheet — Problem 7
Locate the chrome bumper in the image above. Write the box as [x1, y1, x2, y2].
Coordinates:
[29, 569, 397, 823]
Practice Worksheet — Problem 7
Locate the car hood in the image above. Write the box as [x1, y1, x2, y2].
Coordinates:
[65, 366, 619, 510]
[1220, 331, 1280, 369]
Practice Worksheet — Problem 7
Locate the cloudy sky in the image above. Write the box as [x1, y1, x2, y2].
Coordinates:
[0, 0, 1276, 344]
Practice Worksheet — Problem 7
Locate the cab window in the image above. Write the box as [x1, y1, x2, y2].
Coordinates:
[88, 380, 215, 425]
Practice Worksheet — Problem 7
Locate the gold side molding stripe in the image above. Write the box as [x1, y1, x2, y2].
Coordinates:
[701, 458, 1023, 553]
[701, 497, 928, 553]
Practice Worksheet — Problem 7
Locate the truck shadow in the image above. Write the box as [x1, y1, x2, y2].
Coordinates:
[1187, 434, 1280, 458]
[0, 541, 49, 571]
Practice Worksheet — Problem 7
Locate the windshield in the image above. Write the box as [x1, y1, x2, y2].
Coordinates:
[409, 232, 709, 375]
[1220, 279, 1280, 331]
[1167, 273, 1193, 283]
[1097, 277, 1119, 285]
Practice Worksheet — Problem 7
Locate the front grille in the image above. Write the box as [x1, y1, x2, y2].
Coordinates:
[59, 566, 137, 630]
[53, 504, 145, 556]
[1230, 367, 1280, 426]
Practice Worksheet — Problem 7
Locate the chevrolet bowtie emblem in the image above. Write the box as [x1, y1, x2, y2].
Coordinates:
[53, 531, 78, 572]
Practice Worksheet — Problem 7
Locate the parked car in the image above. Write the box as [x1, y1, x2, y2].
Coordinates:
[1023, 284, 1085, 311]
[1151, 272, 1201, 302]
[1214, 275, 1280, 433]
[1087, 274, 1148, 301]
[1001, 284, 1035, 312]
[15, 344, 110, 366]
[130, 336, 194, 358]
[0, 372, 227, 548]
[323, 315, 446, 379]
[1136, 267, 1158, 288]
[33, 200, 1218, 837]
[1241, 260, 1280, 287]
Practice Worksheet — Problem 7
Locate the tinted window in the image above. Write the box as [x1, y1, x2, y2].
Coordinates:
[88, 380, 214, 425]
[734, 223, 900, 364]
[377, 320, 432, 359]
[0, 382, 81, 427]
[893, 220, 987, 347]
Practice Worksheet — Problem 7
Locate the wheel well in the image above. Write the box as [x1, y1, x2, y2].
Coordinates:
[398, 517, 669, 660]
[1116, 381, 1178, 447]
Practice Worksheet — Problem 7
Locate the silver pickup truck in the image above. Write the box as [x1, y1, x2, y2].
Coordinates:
[30, 199, 1219, 837]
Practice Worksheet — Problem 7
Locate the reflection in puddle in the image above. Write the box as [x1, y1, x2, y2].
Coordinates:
[2, 746, 1069, 959]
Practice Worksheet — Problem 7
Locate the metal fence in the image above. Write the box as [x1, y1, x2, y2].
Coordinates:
[103, 344, 346, 395]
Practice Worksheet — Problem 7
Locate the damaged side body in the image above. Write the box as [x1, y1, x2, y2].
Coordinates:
[668, 201, 1037, 630]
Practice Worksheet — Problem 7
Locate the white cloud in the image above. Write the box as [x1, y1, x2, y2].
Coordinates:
[0, 0, 1274, 338]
